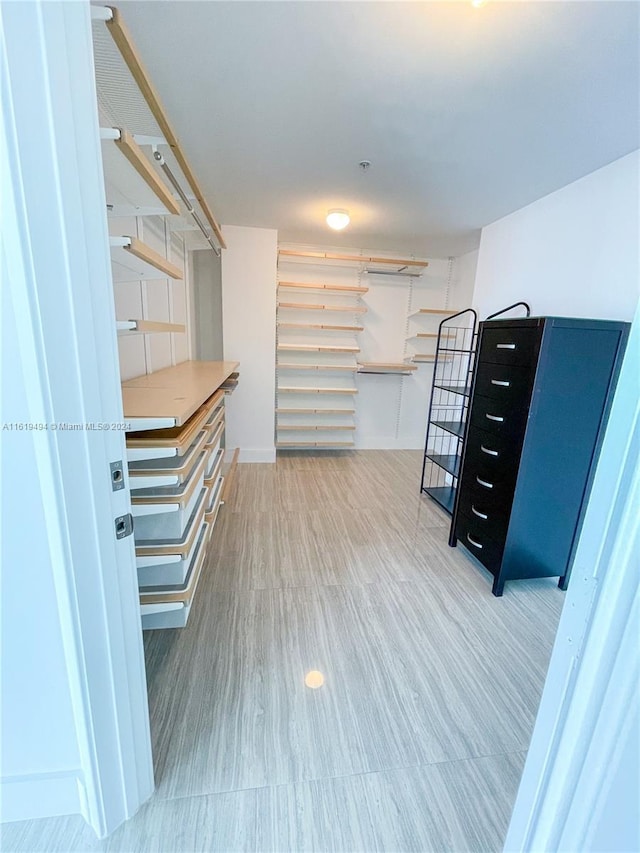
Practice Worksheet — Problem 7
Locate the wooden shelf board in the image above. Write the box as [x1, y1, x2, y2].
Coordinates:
[277, 424, 355, 431]
[410, 308, 461, 317]
[278, 363, 357, 372]
[138, 520, 208, 606]
[122, 361, 238, 426]
[408, 332, 456, 339]
[357, 362, 417, 373]
[277, 322, 364, 332]
[278, 281, 368, 294]
[278, 248, 427, 270]
[412, 355, 438, 363]
[276, 408, 355, 415]
[277, 441, 355, 448]
[101, 127, 180, 216]
[117, 319, 185, 334]
[278, 302, 367, 314]
[105, 6, 226, 249]
[278, 343, 359, 353]
[110, 236, 183, 281]
[277, 386, 358, 395]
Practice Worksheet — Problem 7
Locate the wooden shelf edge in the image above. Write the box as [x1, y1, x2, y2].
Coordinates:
[278, 281, 368, 294]
[113, 128, 180, 215]
[278, 248, 427, 269]
[105, 6, 226, 249]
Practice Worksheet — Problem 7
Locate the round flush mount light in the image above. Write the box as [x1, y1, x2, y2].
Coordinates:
[326, 209, 350, 230]
[471, 0, 487, 6]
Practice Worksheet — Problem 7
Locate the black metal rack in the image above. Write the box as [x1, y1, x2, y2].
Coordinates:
[420, 303, 532, 515]
[420, 308, 478, 514]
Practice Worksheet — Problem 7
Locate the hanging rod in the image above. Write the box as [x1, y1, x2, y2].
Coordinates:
[153, 150, 221, 256]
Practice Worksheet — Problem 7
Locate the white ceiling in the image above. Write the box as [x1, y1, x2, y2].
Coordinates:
[120, 1, 639, 258]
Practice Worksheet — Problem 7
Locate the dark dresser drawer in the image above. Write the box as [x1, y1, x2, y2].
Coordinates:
[474, 361, 535, 404]
[464, 424, 523, 470]
[479, 327, 541, 366]
[469, 393, 529, 439]
[454, 512, 505, 576]
[457, 484, 512, 543]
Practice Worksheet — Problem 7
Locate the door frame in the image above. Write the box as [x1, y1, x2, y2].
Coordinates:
[2, 0, 153, 836]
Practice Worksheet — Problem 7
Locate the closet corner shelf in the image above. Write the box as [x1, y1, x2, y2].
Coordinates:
[110, 236, 184, 282]
[410, 308, 461, 317]
[278, 248, 428, 274]
[117, 320, 185, 334]
[277, 386, 358, 395]
[100, 127, 180, 217]
[357, 362, 417, 375]
[278, 281, 369, 294]
[277, 343, 360, 354]
[277, 322, 365, 332]
[407, 332, 456, 340]
[277, 424, 355, 432]
[277, 363, 358, 372]
[278, 302, 367, 314]
[122, 360, 239, 430]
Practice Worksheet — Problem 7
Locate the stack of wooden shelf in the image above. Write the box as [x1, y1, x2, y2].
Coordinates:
[406, 308, 461, 363]
[276, 281, 367, 448]
[123, 361, 239, 630]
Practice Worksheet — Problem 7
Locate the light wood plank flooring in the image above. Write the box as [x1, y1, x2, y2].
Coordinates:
[2, 451, 564, 852]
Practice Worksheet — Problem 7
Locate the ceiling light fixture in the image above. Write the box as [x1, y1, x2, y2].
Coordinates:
[471, 0, 487, 6]
[326, 209, 350, 230]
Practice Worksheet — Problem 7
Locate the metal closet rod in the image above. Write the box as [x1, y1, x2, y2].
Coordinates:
[152, 150, 221, 256]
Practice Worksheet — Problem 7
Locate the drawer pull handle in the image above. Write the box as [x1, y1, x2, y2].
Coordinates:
[496, 343, 516, 350]
[486, 413, 504, 423]
[491, 379, 511, 387]
[481, 445, 499, 457]
[472, 506, 488, 520]
[467, 533, 483, 549]
[476, 476, 494, 489]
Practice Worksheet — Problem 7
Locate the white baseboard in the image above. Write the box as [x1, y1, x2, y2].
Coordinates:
[236, 448, 276, 463]
[0, 770, 84, 823]
[354, 436, 424, 450]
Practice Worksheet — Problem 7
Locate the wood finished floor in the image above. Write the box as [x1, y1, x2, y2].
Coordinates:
[2, 451, 564, 853]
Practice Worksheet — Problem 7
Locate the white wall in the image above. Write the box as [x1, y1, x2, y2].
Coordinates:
[193, 250, 224, 361]
[110, 215, 190, 381]
[473, 151, 639, 321]
[450, 249, 479, 313]
[221, 225, 278, 462]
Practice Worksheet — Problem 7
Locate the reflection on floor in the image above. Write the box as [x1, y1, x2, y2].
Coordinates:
[2, 451, 564, 852]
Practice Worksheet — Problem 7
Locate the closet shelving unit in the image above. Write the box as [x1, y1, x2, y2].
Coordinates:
[276, 247, 432, 449]
[276, 268, 369, 449]
[92, 5, 236, 630]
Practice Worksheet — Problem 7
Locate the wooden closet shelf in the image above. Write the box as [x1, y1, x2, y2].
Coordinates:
[277, 386, 358, 395]
[277, 424, 355, 431]
[277, 441, 355, 448]
[117, 320, 185, 334]
[277, 323, 365, 332]
[110, 236, 183, 282]
[278, 302, 367, 314]
[408, 332, 456, 339]
[278, 344, 360, 353]
[276, 408, 355, 415]
[122, 361, 238, 427]
[412, 354, 453, 363]
[278, 364, 357, 372]
[357, 362, 417, 374]
[138, 521, 208, 606]
[278, 248, 428, 271]
[104, 6, 226, 249]
[278, 281, 369, 294]
[101, 127, 180, 216]
[410, 308, 462, 317]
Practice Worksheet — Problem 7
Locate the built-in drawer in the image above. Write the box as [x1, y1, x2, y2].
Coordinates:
[135, 486, 207, 559]
[128, 429, 208, 488]
[136, 516, 205, 589]
[479, 326, 541, 367]
[454, 512, 505, 576]
[473, 362, 535, 405]
[204, 447, 224, 487]
[470, 393, 529, 439]
[126, 389, 224, 462]
[140, 519, 210, 630]
[205, 418, 225, 453]
[132, 452, 206, 541]
[205, 474, 224, 525]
